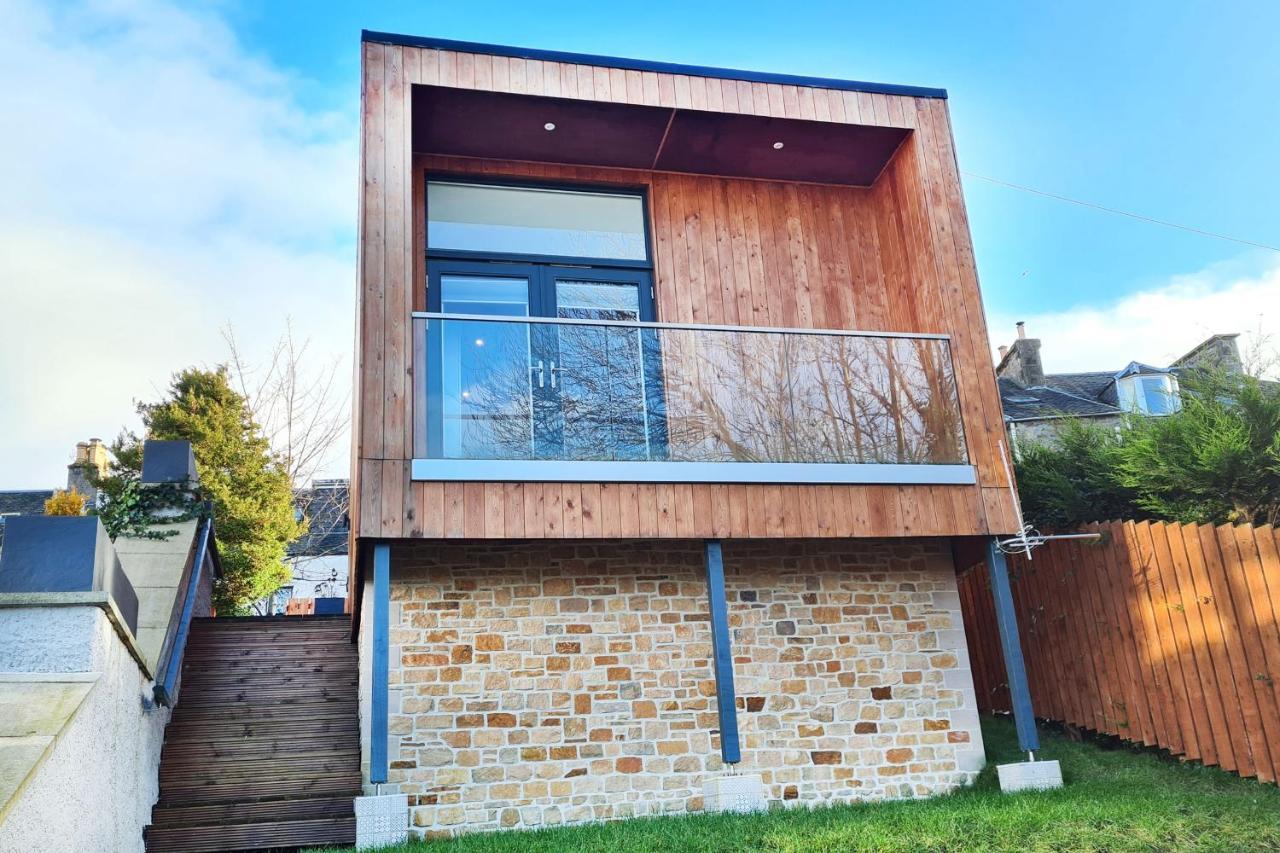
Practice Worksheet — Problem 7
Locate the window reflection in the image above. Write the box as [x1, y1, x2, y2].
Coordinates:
[428, 183, 647, 261]
[439, 275, 534, 459]
[428, 317, 968, 466]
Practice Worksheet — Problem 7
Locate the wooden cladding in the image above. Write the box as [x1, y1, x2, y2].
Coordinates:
[354, 39, 1016, 542]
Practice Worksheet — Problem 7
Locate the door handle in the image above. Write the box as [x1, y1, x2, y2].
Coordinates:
[549, 360, 561, 389]
[531, 359, 545, 389]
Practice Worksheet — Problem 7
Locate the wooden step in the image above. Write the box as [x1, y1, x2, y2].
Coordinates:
[160, 749, 360, 777]
[190, 615, 350, 628]
[163, 715, 358, 740]
[188, 618, 349, 632]
[170, 706, 358, 728]
[159, 747, 359, 770]
[158, 772, 362, 806]
[176, 666, 355, 686]
[184, 639, 353, 654]
[184, 632, 352, 646]
[173, 685, 356, 705]
[147, 616, 361, 852]
[146, 816, 355, 852]
[180, 658, 357, 674]
[150, 794, 355, 827]
[183, 638, 353, 650]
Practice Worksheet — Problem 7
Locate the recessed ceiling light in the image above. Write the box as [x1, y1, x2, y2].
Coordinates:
[772, 141, 785, 150]
[544, 122, 556, 131]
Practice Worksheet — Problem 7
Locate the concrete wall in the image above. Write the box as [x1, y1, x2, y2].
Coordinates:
[114, 519, 199, 670]
[0, 606, 168, 853]
[364, 538, 985, 838]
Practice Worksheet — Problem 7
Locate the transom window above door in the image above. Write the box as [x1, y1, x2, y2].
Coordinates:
[426, 180, 650, 263]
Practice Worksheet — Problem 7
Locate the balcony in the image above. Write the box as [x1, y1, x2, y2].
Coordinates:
[411, 314, 973, 485]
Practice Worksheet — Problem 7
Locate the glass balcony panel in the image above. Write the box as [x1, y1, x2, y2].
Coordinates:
[436, 318, 536, 460]
[421, 316, 968, 467]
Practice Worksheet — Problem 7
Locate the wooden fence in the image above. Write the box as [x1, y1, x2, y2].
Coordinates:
[958, 520, 1280, 783]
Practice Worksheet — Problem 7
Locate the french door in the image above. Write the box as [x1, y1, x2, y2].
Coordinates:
[426, 260, 658, 462]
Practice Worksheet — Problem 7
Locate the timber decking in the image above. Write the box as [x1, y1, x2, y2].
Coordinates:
[145, 615, 360, 853]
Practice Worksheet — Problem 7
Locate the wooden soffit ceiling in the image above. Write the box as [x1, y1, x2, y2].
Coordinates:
[413, 85, 910, 186]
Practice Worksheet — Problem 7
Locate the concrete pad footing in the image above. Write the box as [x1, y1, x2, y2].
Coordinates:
[997, 759, 1063, 792]
[355, 793, 409, 849]
[703, 773, 766, 813]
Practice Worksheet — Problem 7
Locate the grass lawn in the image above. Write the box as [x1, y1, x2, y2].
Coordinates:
[312, 716, 1280, 852]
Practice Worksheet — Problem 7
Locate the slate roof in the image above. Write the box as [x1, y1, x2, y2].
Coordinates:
[0, 490, 56, 551]
[0, 490, 55, 515]
[289, 480, 349, 558]
[997, 378, 1123, 422]
[1042, 372, 1121, 406]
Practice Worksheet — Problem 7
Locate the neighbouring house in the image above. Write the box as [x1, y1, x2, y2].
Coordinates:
[0, 438, 110, 551]
[995, 322, 1246, 451]
[347, 30, 1035, 841]
[262, 478, 351, 614]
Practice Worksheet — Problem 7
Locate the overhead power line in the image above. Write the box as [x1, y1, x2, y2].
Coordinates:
[962, 171, 1280, 254]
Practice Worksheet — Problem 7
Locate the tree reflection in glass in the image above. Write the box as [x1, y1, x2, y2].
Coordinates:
[430, 316, 967, 466]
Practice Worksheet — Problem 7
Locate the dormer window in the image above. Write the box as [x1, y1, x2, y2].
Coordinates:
[1118, 372, 1180, 415]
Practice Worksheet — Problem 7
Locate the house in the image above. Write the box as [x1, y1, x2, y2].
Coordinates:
[263, 478, 351, 613]
[995, 322, 1246, 450]
[0, 438, 109, 550]
[347, 30, 1037, 840]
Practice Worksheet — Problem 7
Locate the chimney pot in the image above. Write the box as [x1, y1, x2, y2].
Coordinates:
[1016, 321, 1026, 339]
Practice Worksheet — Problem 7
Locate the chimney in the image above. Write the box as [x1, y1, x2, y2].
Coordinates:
[66, 438, 110, 507]
[995, 323, 1045, 387]
[998, 345, 1009, 360]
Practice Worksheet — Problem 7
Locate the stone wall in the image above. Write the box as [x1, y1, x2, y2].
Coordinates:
[1008, 415, 1123, 452]
[372, 537, 985, 837]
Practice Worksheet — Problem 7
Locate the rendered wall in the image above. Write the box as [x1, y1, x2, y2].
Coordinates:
[0, 606, 168, 853]
[372, 538, 985, 837]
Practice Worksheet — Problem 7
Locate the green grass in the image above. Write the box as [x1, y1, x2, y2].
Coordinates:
[313, 717, 1280, 852]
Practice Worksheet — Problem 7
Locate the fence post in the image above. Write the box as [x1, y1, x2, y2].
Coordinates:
[987, 537, 1041, 754]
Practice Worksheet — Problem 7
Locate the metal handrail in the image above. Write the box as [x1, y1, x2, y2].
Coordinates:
[153, 514, 214, 707]
[410, 311, 953, 341]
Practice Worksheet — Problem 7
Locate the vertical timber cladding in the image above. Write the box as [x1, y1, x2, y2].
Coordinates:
[354, 39, 1016, 541]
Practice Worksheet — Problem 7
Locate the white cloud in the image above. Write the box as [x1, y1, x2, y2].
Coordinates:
[0, 0, 356, 488]
[987, 255, 1280, 378]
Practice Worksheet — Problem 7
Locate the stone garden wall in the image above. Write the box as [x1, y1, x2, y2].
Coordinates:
[376, 538, 985, 837]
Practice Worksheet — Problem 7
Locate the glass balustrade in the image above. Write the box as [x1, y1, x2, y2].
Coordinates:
[413, 315, 969, 478]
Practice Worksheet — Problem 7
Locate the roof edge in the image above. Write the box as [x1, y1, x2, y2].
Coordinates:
[361, 31, 948, 100]
[1004, 411, 1122, 424]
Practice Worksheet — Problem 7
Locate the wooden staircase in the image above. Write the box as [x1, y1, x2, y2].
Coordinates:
[146, 615, 361, 852]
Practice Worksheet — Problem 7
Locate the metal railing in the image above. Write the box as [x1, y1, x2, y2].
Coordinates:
[153, 514, 216, 707]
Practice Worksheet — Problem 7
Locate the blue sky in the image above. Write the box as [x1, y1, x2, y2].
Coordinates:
[228, 0, 1280, 316]
[2, 0, 1277, 487]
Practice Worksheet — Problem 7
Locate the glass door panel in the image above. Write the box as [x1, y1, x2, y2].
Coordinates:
[546, 270, 657, 461]
[430, 267, 539, 460]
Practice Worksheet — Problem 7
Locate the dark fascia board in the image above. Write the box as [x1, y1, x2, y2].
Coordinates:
[362, 31, 948, 100]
